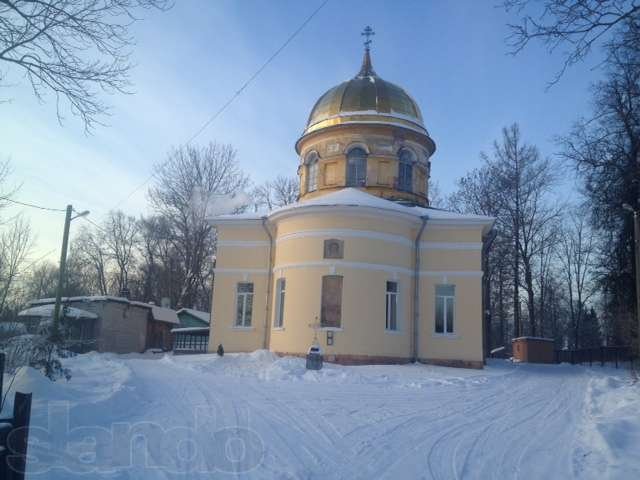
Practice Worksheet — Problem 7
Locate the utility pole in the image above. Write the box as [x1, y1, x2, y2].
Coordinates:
[623, 203, 640, 357]
[51, 205, 89, 340]
[51, 205, 72, 340]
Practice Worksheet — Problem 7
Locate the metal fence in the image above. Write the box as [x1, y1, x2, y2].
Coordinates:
[554, 346, 632, 368]
[173, 331, 209, 354]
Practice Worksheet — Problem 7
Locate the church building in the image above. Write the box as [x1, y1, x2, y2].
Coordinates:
[208, 33, 494, 368]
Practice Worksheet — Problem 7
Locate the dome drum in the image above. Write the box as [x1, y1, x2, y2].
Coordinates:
[296, 46, 436, 207]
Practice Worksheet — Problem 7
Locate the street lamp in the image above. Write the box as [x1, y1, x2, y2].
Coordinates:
[51, 205, 90, 340]
[622, 203, 640, 357]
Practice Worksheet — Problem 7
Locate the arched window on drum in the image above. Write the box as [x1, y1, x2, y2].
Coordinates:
[346, 147, 367, 187]
[306, 151, 319, 192]
[398, 148, 414, 192]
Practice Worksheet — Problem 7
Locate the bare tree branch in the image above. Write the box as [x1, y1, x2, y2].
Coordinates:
[0, 0, 171, 132]
[504, 0, 640, 85]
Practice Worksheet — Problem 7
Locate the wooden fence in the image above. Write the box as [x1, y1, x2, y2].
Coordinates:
[554, 346, 632, 368]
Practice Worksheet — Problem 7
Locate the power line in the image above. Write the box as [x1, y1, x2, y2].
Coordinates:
[1, 197, 66, 212]
[78, 214, 108, 234]
[110, 0, 330, 211]
[184, 0, 330, 146]
[21, 248, 58, 272]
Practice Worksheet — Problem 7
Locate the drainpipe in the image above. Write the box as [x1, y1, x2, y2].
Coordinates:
[261, 217, 275, 350]
[412, 215, 429, 363]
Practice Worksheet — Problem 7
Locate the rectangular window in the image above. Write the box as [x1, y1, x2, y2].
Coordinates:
[235, 282, 254, 327]
[321, 275, 343, 328]
[386, 281, 398, 331]
[274, 278, 286, 328]
[435, 284, 455, 334]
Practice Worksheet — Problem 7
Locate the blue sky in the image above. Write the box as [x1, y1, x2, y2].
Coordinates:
[1, 0, 604, 260]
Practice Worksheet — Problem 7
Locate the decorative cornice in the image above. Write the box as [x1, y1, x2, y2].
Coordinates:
[217, 240, 271, 248]
[213, 268, 269, 275]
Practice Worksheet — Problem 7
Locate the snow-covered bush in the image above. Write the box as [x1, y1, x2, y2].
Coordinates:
[28, 336, 72, 381]
[1, 333, 72, 381]
[1, 315, 79, 381]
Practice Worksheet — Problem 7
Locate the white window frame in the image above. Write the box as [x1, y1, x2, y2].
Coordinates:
[435, 284, 455, 335]
[385, 281, 399, 331]
[274, 278, 286, 328]
[235, 282, 254, 327]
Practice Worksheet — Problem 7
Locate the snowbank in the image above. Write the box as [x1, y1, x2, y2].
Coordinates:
[157, 350, 496, 388]
[575, 371, 640, 477]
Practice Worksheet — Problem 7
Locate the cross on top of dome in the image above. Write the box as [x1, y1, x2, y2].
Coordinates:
[358, 26, 376, 77]
[361, 26, 375, 51]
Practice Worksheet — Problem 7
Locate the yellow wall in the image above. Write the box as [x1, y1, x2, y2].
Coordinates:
[209, 208, 488, 365]
[270, 268, 412, 358]
[208, 271, 268, 353]
[419, 276, 484, 363]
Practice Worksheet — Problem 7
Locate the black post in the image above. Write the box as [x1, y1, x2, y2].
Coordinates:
[6, 392, 32, 480]
[615, 348, 619, 369]
[589, 349, 592, 367]
[632, 210, 640, 358]
[0, 353, 4, 412]
[601, 346, 605, 367]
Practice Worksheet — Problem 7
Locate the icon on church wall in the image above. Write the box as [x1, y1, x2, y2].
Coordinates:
[324, 239, 344, 259]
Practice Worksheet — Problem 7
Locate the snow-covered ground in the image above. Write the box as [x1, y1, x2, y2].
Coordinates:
[3, 351, 639, 479]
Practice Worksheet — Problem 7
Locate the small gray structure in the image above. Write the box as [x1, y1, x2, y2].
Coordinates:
[19, 296, 179, 354]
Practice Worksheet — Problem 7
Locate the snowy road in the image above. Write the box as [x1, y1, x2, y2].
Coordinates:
[5, 351, 639, 479]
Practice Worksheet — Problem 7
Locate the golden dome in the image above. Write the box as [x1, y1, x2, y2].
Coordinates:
[302, 50, 428, 138]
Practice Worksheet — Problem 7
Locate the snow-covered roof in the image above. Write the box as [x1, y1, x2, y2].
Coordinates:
[211, 188, 495, 230]
[130, 302, 179, 325]
[151, 305, 179, 325]
[27, 296, 178, 324]
[170, 326, 210, 333]
[512, 336, 555, 343]
[176, 308, 211, 324]
[30, 295, 145, 307]
[18, 304, 98, 320]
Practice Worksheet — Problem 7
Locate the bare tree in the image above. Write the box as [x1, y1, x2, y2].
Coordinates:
[149, 143, 249, 308]
[558, 213, 596, 348]
[253, 175, 299, 211]
[103, 210, 138, 294]
[20, 261, 58, 299]
[534, 228, 556, 337]
[0, 159, 18, 214]
[559, 37, 640, 346]
[70, 225, 109, 295]
[449, 164, 512, 349]
[451, 125, 562, 342]
[0, 0, 171, 130]
[428, 180, 444, 208]
[504, 0, 640, 84]
[0, 215, 33, 313]
[135, 215, 182, 306]
[488, 124, 561, 336]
